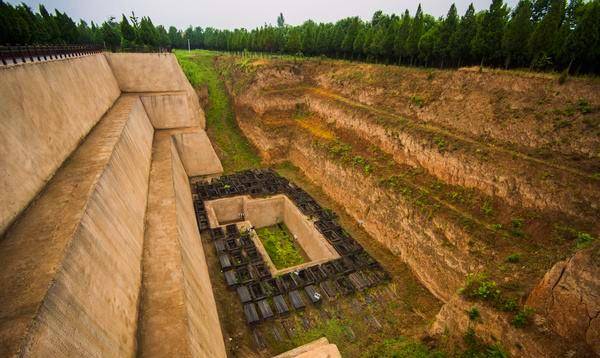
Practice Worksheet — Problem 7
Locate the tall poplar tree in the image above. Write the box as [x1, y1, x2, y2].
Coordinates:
[450, 3, 476, 66]
[502, 0, 534, 67]
[406, 4, 424, 64]
[529, 0, 566, 67]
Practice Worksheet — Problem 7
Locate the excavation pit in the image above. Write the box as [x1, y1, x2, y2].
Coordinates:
[204, 194, 340, 275]
[194, 169, 392, 337]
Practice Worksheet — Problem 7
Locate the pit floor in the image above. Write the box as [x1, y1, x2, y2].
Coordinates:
[256, 223, 310, 270]
[198, 164, 442, 357]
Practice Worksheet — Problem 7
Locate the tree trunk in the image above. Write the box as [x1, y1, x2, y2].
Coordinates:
[567, 57, 574, 75]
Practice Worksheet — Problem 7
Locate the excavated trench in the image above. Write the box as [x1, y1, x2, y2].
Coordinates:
[210, 55, 600, 357]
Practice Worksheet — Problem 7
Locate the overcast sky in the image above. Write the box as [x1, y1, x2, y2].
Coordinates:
[11, 0, 519, 30]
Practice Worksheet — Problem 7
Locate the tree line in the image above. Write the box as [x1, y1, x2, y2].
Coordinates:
[1, 0, 598, 73]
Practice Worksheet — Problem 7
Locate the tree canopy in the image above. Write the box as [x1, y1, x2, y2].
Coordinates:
[0, 1, 598, 73]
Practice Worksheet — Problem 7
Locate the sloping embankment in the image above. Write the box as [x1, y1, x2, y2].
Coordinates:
[218, 55, 599, 356]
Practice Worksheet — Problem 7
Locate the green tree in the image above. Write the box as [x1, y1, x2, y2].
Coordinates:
[438, 3, 459, 66]
[551, 0, 583, 68]
[418, 23, 441, 66]
[77, 20, 92, 44]
[502, 0, 534, 67]
[353, 27, 367, 58]
[277, 12, 285, 28]
[450, 3, 477, 66]
[101, 17, 120, 51]
[394, 10, 411, 63]
[138, 16, 158, 46]
[285, 27, 302, 54]
[38, 4, 60, 43]
[471, 0, 509, 66]
[406, 4, 424, 64]
[120, 14, 136, 44]
[566, 0, 600, 73]
[156, 25, 170, 47]
[529, 0, 566, 68]
[532, 0, 551, 22]
[54, 10, 78, 43]
[168, 26, 182, 47]
[341, 17, 361, 58]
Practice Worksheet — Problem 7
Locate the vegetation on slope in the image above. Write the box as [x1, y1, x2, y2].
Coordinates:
[256, 224, 307, 269]
[175, 50, 261, 172]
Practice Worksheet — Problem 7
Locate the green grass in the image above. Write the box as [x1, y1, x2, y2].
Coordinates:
[362, 337, 445, 358]
[174, 50, 261, 173]
[256, 224, 307, 269]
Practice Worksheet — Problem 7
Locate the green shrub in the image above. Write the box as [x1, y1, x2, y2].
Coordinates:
[468, 307, 480, 321]
[501, 298, 518, 312]
[506, 253, 521, 263]
[577, 99, 592, 114]
[328, 141, 352, 157]
[481, 201, 493, 216]
[460, 273, 501, 301]
[433, 136, 447, 152]
[410, 95, 425, 108]
[463, 328, 508, 358]
[555, 225, 596, 249]
[575, 232, 595, 249]
[512, 307, 534, 328]
[558, 69, 568, 84]
[509, 218, 525, 237]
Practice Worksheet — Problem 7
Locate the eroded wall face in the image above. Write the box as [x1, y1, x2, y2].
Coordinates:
[0, 54, 121, 235]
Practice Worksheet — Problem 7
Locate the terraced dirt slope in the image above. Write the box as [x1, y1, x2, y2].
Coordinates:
[214, 54, 599, 357]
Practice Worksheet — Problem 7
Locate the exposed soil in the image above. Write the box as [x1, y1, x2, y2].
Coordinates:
[198, 169, 442, 357]
[210, 53, 599, 356]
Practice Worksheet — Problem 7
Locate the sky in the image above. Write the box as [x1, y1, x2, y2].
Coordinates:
[11, 0, 520, 30]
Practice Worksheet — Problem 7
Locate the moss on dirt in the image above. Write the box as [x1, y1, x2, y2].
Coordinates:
[175, 50, 261, 172]
[256, 224, 307, 269]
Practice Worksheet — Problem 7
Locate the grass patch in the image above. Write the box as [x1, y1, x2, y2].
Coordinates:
[256, 224, 307, 269]
[462, 328, 508, 358]
[361, 337, 444, 358]
[506, 253, 521, 263]
[174, 50, 261, 173]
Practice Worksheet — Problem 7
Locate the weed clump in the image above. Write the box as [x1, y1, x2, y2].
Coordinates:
[256, 224, 307, 269]
[511, 307, 534, 328]
[463, 328, 508, 358]
[554, 225, 596, 250]
[410, 95, 425, 108]
[577, 99, 592, 114]
[362, 337, 444, 358]
[433, 136, 447, 152]
[460, 273, 500, 301]
[468, 307, 480, 321]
